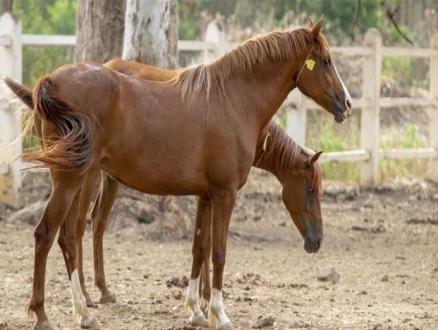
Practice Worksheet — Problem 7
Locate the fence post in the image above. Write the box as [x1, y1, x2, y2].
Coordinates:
[428, 32, 438, 182]
[360, 28, 382, 186]
[286, 89, 307, 146]
[0, 13, 22, 207]
[204, 22, 225, 63]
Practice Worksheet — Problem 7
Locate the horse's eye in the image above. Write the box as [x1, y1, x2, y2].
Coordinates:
[309, 188, 315, 195]
[323, 57, 331, 66]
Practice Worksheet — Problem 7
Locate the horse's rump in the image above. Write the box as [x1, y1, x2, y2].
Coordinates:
[21, 75, 96, 172]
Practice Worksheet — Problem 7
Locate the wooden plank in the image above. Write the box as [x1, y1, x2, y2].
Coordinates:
[22, 34, 76, 47]
[0, 13, 22, 207]
[331, 46, 372, 57]
[319, 150, 370, 163]
[428, 33, 438, 182]
[0, 34, 11, 46]
[21, 35, 218, 53]
[380, 97, 438, 108]
[286, 90, 307, 146]
[380, 148, 437, 160]
[381, 47, 438, 58]
[360, 28, 382, 186]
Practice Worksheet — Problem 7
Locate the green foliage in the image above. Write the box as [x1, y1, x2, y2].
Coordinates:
[13, 0, 77, 85]
[382, 56, 429, 89]
[317, 120, 361, 182]
[306, 121, 430, 182]
[379, 124, 429, 180]
[277, 0, 381, 40]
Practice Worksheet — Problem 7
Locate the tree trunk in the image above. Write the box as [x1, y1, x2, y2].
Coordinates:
[0, 0, 13, 13]
[75, 0, 126, 62]
[122, 0, 178, 69]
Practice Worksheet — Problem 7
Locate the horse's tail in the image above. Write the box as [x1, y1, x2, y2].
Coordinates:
[3, 77, 34, 109]
[19, 75, 95, 172]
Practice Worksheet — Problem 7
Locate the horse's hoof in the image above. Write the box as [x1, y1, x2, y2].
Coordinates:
[189, 313, 210, 327]
[200, 298, 209, 315]
[79, 312, 100, 329]
[34, 321, 55, 330]
[84, 293, 94, 307]
[217, 322, 234, 330]
[99, 293, 116, 304]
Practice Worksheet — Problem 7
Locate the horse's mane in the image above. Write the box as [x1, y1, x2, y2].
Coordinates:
[175, 27, 330, 105]
[258, 120, 322, 193]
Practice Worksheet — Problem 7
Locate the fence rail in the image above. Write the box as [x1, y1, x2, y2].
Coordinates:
[1, 12, 438, 206]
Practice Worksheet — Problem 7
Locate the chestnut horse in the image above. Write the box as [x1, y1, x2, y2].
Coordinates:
[6, 56, 324, 317]
[6, 56, 324, 307]
[7, 18, 351, 330]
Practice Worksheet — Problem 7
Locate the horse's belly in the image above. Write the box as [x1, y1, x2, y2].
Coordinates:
[99, 154, 206, 196]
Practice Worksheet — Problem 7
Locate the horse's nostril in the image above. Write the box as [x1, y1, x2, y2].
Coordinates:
[346, 98, 352, 110]
[316, 238, 322, 249]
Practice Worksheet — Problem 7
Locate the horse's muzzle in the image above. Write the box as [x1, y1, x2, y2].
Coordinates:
[334, 98, 352, 123]
[303, 234, 322, 254]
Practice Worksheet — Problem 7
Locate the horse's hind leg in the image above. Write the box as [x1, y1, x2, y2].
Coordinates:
[76, 167, 100, 307]
[57, 186, 99, 329]
[91, 172, 120, 303]
[185, 196, 212, 327]
[29, 171, 98, 330]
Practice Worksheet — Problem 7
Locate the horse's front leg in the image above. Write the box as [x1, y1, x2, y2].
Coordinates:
[91, 172, 120, 303]
[208, 190, 236, 330]
[185, 196, 212, 327]
[199, 233, 212, 313]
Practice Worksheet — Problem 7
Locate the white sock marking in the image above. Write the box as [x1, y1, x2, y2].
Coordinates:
[70, 269, 99, 328]
[71, 269, 87, 321]
[208, 288, 231, 328]
[184, 277, 204, 319]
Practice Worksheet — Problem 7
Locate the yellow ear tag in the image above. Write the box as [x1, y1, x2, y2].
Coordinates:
[263, 132, 271, 152]
[305, 59, 315, 71]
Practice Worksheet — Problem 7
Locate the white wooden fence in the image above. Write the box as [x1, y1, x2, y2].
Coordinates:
[1, 12, 438, 206]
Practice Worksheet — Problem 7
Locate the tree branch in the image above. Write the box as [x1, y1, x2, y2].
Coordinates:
[380, 0, 413, 45]
[350, 0, 362, 32]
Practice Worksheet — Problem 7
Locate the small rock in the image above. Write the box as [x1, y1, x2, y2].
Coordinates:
[381, 275, 389, 282]
[317, 266, 340, 283]
[290, 320, 307, 328]
[166, 276, 189, 288]
[251, 314, 275, 329]
[172, 290, 182, 300]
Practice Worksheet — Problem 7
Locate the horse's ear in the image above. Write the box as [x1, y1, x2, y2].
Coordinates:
[311, 15, 324, 40]
[306, 17, 314, 28]
[308, 151, 323, 166]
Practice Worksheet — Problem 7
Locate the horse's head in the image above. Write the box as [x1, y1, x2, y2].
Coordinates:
[281, 150, 323, 253]
[296, 16, 352, 123]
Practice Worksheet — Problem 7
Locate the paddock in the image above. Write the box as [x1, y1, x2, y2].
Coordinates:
[1, 171, 437, 329]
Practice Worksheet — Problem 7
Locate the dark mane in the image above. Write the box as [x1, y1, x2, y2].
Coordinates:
[258, 120, 322, 193]
[175, 26, 330, 104]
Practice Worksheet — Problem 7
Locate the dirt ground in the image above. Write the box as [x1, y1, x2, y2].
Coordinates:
[1, 169, 438, 330]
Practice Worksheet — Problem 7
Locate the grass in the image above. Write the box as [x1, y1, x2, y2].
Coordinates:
[280, 108, 430, 183]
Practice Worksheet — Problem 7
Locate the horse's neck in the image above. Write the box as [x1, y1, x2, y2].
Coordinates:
[227, 60, 297, 128]
[253, 127, 298, 185]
